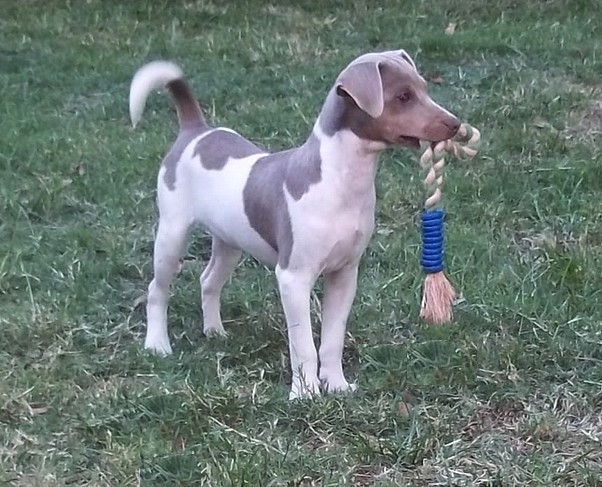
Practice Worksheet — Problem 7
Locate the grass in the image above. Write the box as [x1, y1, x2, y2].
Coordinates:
[1, 0, 601, 484]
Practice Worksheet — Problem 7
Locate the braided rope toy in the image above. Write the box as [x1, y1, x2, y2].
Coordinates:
[418, 124, 480, 324]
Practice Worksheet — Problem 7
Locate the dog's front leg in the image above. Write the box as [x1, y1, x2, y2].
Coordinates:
[319, 263, 359, 393]
[276, 266, 320, 400]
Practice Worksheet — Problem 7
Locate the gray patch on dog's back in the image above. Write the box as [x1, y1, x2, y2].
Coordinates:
[243, 156, 293, 267]
[243, 134, 322, 268]
[284, 134, 321, 199]
[163, 127, 207, 190]
[194, 130, 264, 170]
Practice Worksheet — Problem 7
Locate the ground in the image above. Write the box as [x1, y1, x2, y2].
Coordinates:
[1, 0, 601, 485]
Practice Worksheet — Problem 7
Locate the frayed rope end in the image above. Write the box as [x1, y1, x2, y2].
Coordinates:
[420, 271, 456, 324]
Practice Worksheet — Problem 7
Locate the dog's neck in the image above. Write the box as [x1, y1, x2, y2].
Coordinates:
[309, 88, 383, 188]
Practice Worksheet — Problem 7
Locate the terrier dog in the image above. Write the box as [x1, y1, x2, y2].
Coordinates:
[129, 50, 460, 399]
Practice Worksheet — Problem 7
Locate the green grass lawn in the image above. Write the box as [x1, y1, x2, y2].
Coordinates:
[1, 0, 601, 485]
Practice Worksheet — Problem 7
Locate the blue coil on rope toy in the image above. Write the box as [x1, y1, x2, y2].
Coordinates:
[420, 209, 445, 274]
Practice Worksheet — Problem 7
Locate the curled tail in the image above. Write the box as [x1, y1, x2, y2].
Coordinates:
[129, 61, 207, 131]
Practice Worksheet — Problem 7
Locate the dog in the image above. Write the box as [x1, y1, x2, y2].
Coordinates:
[129, 49, 460, 399]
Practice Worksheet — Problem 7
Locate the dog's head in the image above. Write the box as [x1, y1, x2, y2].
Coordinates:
[331, 50, 460, 148]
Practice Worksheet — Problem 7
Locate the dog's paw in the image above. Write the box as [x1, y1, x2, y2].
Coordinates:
[320, 376, 358, 395]
[203, 323, 227, 337]
[144, 337, 173, 356]
[289, 378, 321, 401]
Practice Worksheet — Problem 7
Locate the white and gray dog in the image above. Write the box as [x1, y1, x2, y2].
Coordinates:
[129, 50, 460, 399]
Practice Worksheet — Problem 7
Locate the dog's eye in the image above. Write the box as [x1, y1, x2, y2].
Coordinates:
[398, 93, 411, 103]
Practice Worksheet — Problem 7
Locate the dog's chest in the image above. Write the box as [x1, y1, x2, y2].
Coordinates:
[288, 181, 376, 272]
[322, 208, 374, 271]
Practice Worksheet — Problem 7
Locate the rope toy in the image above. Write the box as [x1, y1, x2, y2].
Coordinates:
[418, 124, 480, 324]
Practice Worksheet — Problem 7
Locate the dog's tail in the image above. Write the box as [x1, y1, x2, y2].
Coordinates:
[129, 61, 207, 131]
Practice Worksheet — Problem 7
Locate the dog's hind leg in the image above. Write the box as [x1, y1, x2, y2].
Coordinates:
[145, 217, 191, 355]
[200, 236, 241, 336]
[319, 263, 359, 394]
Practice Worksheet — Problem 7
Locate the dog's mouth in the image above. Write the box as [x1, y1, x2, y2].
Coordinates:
[398, 135, 421, 148]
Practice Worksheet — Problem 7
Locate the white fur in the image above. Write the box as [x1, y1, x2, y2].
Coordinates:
[129, 61, 184, 127]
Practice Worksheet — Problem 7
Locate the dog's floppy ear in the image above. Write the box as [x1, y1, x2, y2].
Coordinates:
[397, 49, 417, 70]
[336, 61, 384, 119]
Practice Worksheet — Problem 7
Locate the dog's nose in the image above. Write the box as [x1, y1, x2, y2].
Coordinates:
[443, 117, 461, 135]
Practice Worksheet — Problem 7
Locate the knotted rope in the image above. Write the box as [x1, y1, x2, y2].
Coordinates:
[418, 124, 480, 324]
